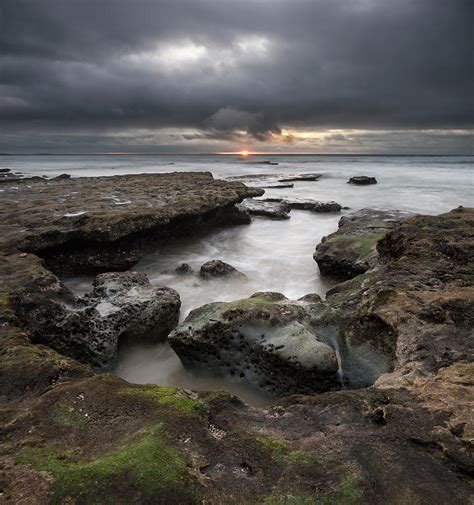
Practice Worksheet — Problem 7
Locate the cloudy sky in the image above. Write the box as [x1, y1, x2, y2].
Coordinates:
[0, 0, 472, 154]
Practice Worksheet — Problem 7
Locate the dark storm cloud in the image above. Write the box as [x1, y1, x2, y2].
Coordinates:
[0, 0, 472, 151]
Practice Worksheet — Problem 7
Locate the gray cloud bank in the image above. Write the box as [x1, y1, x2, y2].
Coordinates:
[0, 0, 472, 152]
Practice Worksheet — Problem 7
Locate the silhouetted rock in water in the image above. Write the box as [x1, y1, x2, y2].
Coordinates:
[199, 259, 246, 279]
[258, 160, 279, 165]
[278, 173, 322, 182]
[238, 198, 291, 219]
[53, 173, 71, 180]
[175, 263, 194, 275]
[348, 176, 377, 185]
[264, 197, 341, 213]
[0, 208, 473, 503]
[0, 168, 10, 173]
[0, 171, 263, 274]
[314, 208, 412, 279]
[169, 291, 339, 396]
[12, 267, 180, 369]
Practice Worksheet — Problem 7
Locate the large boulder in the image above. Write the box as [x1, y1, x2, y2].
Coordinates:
[314, 208, 412, 279]
[168, 292, 339, 395]
[13, 270, 180, 369]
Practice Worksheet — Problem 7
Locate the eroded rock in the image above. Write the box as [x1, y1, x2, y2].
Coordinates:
[13, 269, 180, 369]
[168, 292, 339, 395]
[314, 208, 412, 279]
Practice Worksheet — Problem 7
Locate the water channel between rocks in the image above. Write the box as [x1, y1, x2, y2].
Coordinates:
[54, 154, 473, 407]
[64, 210, 340, 407]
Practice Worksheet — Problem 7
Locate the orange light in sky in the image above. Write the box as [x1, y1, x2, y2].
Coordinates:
[239, 150, 250, 156]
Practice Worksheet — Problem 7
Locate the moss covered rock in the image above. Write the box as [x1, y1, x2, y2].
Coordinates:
[314, 208, 412, 279]
[169, 292, 339, 396]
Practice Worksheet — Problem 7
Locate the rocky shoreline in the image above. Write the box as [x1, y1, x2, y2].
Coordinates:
[0, 172, 472, 504]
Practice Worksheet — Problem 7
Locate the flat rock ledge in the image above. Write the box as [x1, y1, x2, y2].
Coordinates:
[238, 198, 291, 219]
[0, 171, 263, 274]
[314, 208, 412, 279]
[240, 197, 341, 220]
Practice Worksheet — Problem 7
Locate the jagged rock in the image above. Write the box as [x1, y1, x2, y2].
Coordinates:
[314, 208, 412, 279]
[53, 173, 71, 180]
[199, 260, 246, 279]
[238, 198, 291, 219]
[0, 172, 263, 274]
[348, 176, 377, 185]
[12, 269, 180, 369]
[319, 207, 474, 385]
[168, 292, 339, 395]
[175, 263, 193, 275]
[0, 168, 10, 173]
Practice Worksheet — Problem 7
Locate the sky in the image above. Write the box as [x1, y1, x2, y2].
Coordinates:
[0, 0, 473, 154]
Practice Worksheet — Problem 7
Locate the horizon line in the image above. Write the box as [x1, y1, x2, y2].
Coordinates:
[0, 152, 472, 157]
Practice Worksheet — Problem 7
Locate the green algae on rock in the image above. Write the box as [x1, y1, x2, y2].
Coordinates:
[314, 208, 412, 279]
[168, 292, 339, 396]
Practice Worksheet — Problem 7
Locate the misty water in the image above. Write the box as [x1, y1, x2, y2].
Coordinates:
[6, 154, 472, 406]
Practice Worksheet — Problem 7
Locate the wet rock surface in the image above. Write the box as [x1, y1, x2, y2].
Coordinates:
[314, 208, 412, 279]
[175, 262, 194, 275]
[348, 175, 378, 185]
[278, 173, 322, 182]
[238, 198, 291, 219]
[199, 259, 246, 279]
[265, 197, 342, 213]
[12, 265, 180, 369]
[169, 292, 339, 396]
[0, 172, 263, 274]
[0, 204, 472, 504]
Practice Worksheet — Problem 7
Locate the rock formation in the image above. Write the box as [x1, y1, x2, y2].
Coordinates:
[12, 267, 180, 369]
[199, 260, 246, 279]
[314, 208, 412, 279]
[0, 172, 263, 274]
[348, 176, 378, 185]
[169, 292, 339, 395]
[0, 185, 472, 504]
